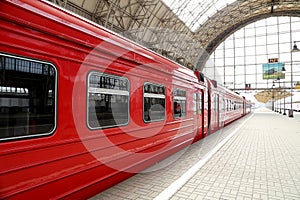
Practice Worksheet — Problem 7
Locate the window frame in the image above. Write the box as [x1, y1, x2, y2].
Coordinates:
[198, 92, 203, 115]
[193, 93, 197, 115]
[87, 71, 130, 130]
[0, 52, 57, 142]
[173, 88, 187, 119]
[143, 82, 166, 123]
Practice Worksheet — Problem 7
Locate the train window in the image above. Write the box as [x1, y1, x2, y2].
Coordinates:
[227, 100, 230, 111]
[0, 53, 57, 141]
[198, 93, 202, 115]
[214, 95, 219, 111]
[87, 72, 129, 129]
[222, 98, 226, 112]
[193, 93, 197, 115]
[143, 83, 165, 122]
[212, 94, 217, 111]
[173, 88, 186, 118]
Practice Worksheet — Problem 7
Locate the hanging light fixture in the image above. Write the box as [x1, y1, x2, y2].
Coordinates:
[289, 40, 300, 118]
[282, 65, 286, 73]
[292, 41, 300, 52]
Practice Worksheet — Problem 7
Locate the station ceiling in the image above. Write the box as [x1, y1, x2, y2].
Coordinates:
[48, 0, 300, 70]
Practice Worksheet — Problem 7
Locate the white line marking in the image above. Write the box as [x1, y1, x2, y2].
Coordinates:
[153, 113, 254, 200]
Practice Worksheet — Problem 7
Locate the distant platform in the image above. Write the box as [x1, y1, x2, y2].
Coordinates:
[90, 109, 300, 200]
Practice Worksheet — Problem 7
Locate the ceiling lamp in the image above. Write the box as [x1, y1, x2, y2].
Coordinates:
[292, 41, 300, 52]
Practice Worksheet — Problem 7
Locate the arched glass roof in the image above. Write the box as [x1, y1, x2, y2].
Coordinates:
[46, 0, 300, 106]
[49, 0, 300, 71]
[207, 16, 300, 89]
[206, 16, 300, 104]
[162, 0, 236, 31]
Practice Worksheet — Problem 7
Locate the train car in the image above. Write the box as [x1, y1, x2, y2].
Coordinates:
[205, 78, 250, 133]
[0, 0, 250, 199]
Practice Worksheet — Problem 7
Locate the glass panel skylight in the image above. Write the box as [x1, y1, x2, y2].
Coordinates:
[206, 16, 300, 93]
[162, 0, 237, 32]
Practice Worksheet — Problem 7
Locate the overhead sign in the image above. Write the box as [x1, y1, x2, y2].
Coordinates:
[296, 82, 300, 90]
[262, 62, 285, 80]
[245, 84, 251, 90]
[268, 58, 278, 63]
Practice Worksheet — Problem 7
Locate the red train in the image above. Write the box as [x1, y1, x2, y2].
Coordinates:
[0, 0, 251, 199]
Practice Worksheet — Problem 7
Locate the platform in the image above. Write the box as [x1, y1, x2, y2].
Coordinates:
[90, 108, 300, 200]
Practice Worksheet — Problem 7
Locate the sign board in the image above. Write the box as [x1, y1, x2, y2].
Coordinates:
[262, 62, 285, 80]
[268, 58, 278, 63]
[245, 84, 251, 90]
[296, 82, 300, 90]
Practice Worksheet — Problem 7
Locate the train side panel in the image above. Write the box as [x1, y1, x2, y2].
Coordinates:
[206, 79, 250, 132]
[0, 0, 205, 199]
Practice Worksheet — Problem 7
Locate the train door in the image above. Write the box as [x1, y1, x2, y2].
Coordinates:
[210, 93, 219, 133]
[218, 95, 224, 129]
[243, 97, 246, 115]
[203, 88, 208, 137]
[207, 90, 211, 134]
[216, 94, 220, 130]
[196, 91, 204, 139]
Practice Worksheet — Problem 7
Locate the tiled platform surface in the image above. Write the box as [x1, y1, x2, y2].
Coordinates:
[90, 108, 300, 200]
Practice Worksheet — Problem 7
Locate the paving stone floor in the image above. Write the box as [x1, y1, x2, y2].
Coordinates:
[90, 108, 300, 200]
